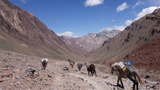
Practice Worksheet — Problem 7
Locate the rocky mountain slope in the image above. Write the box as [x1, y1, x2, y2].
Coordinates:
[88, 8, 160, 70]
[60, 30, 120, 53]
[123, 37, 160, 70]
[0, 0, 85, 60]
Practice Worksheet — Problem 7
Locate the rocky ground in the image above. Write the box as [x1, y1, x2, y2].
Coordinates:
[0, 51, 159, 90]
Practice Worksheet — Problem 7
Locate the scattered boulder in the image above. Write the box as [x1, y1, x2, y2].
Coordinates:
[0, 79, 4, 82]
[145, 80, 159, 88]
[48, 75, 52, 78]
[63, 67, 69, 71]
[145, 75, 150, 79]
[26, 67, 37, 77]
[5, 64, 15, 68]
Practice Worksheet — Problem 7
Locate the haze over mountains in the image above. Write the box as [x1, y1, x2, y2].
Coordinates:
[60, 30, 120, 53]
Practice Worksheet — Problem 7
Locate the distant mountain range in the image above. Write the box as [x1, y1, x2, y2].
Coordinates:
[0, 0, 85, 60]
[60, 30, 120, 53]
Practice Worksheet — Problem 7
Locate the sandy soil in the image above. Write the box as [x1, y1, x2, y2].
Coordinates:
[0, 51, 159, 90]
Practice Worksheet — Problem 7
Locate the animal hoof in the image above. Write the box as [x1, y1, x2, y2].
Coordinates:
[116, 84, 124, 89]
[116, 84, 121, 87]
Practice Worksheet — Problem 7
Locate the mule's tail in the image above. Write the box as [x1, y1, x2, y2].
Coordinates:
[135, 72, 144, 86]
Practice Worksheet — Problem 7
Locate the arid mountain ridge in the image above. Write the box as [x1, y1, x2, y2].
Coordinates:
[60, 30, 120, 53]
[0, 0, 85, 61]
[88, 8, 160, 70]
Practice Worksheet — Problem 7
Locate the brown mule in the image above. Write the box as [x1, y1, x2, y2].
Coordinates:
[110, 62, 143, 90]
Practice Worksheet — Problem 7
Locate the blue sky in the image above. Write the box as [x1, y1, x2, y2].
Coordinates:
[9, 0, 160, 37]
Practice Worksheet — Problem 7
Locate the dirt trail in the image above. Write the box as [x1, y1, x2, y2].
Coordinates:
[68, 73, 107, 90]
[48, 60, 160, 90]
[0, 51, 160, 90]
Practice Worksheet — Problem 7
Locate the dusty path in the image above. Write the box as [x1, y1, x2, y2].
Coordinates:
[0, 51, 159, 90]
[50, 60, 160, 90]
[67, 72, 135, 90]
[66, 71, 159, 90]
[68, 73, 108, 90]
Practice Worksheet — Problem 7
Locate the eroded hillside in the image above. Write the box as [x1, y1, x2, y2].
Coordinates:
[88, 8, 160, 69]
[0, 0, 85, 60]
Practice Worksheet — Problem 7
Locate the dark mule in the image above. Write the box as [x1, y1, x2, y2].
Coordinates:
[84, 61, 97, 76]
[110, 62, 143, 90]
